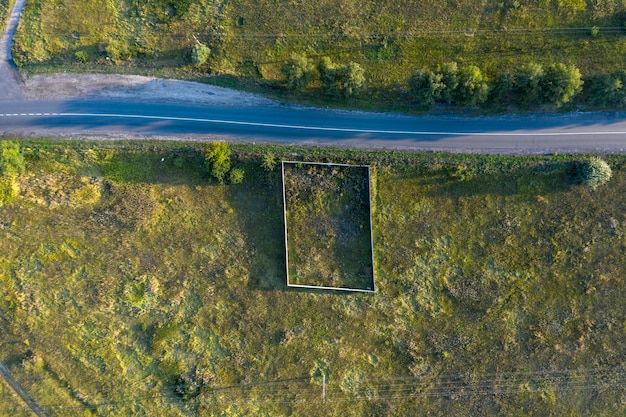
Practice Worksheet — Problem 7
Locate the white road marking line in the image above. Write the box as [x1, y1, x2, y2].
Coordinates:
[1, 111, 626, 137]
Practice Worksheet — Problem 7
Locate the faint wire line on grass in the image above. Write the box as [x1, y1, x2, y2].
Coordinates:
[11, 26, 626, 39]
[0, 361, 49, 417]
[6, 367, 625, 412]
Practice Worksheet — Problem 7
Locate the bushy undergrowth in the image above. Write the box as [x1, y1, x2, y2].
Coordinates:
[12, 0, 626, 112]
[0, 140, 625, 416]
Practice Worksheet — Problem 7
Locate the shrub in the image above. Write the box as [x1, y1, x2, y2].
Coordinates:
[408, 69, 444, 106]
[454, 65, 489, 107]
[0, 140, 26, 177]
[337, 61, 365, 98]
[261, 152, 277, 171]
[75, 50, 88, 63]
[584, 73, 626, 106]
[0, 177, 18, 205]
[318, 58, 365, 98]
[318, 56, 339, 96]
[191, 43, 211, 66]
[591, 26, 600, 37]
[540, 63, 583, 106]
[578, 157, 612, 190]
[229, 168, 245, 184]
[513, 63, 544, 106]
[205, 142, 231, 183]
[437, 62, 459, 104]
[281, 53, 314, 91]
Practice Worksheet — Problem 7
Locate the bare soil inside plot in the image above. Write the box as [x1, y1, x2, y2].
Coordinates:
[283, 162, 374, 291]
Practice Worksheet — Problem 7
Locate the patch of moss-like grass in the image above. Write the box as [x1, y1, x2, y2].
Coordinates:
[282, 162, 374, 291]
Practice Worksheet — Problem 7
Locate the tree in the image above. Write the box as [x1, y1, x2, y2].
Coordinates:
[585, 73, 626, 107]
[437, 62, 459, 104]
[281, 53, 314, 91]
[454, 65, 489, 107]
[337, 61, 365, 98]
[577, 157, 612, 190]
[0, 140, 25, 177]
[540, 63, 583, 106]
[191, 43, 211, 66]
[318, 56, 339, 96]
[513, 63, 544, 106]
[318, 58, 365, 98]
[408, 69, 444, 106]
[205, 142, 231, 182]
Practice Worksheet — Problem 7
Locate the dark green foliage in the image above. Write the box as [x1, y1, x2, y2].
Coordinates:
[584, 72, 626, 106]
[191, 43, 211, 66]
[540, 63, 583, 106]
[318, 57, 365, 98]
[513, 63, 544, 106]
[408, 69, 444, 106]
[337, 62, 365, 98]
[454, 65, 489, 107]
[281, 53, 314, 91]
[0, 141, 26, 177]
[437, 62, 460, 104]
[205, 141, 231, 182]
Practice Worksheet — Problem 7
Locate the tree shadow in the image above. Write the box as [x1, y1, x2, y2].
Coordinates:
[223, 164, 289, 291]
[421, 161, 573, 199]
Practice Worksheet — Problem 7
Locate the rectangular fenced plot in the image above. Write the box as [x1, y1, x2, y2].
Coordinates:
[281, 161, 375, 292]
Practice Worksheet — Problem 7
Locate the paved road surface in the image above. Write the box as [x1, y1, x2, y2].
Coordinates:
[1, 100, 626, 153]
[0, 0, 625, 153]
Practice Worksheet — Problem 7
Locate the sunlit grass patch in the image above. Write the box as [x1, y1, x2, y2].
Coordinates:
[282, 161, 375, 292]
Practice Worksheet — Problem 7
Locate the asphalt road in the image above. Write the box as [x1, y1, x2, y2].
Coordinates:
[1, 99, 626, 153]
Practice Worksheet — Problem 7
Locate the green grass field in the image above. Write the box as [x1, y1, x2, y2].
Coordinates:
[10, 0, 626, 111]
[0, 139, 625, 416]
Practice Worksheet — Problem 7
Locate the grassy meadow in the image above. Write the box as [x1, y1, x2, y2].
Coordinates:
[10, 0, 626, 110]
[0, 139, 625, 416]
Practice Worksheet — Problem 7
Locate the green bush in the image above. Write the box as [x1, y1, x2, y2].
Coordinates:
[408, 69, 444, 106]
[584, 72, 626, 107]
[578, 157, 613, 190]
[337, 61, 365, 98]
[540, 63, 583, 106]
[281, 53, 314, 91]
[0, 140, 26, 177]
[191, 43, 211, 66]
[261, 152, 277, 171]
[453, 65, 489, 107]
[205, 142, 231, 183]
[0, 177, 18, 205]
[437, 62, 460, 104]
[513, 63, 544, 106]
[229, 168, 245, 184]
[74, 50, 88, 63]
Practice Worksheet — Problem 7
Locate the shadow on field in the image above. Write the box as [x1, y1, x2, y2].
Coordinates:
[421, 162, 572, 198]
[224, 166, 289, 291]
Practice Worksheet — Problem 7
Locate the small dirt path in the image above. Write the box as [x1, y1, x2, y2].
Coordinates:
[0, 361, 49, 417]
[0, 0, 25, 101]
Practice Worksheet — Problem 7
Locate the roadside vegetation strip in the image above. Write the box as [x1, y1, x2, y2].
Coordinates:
[0, 140, 625, 415]
[282, 161, 375, 292]
[0, 362, 49, 417]
[11, 0, 626, 113]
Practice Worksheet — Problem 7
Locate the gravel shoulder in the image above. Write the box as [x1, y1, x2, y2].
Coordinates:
[22, 73, 277, 107]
